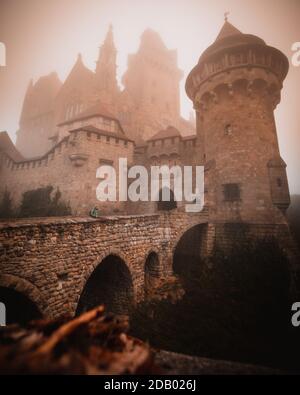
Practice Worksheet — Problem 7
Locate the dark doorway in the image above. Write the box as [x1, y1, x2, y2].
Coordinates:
[173, 224, 207, 282]
[157, 187, 177, 211]
[76, 255, 134, 316]
[144, 252, 160, 296]
[0, 287, 42, 325]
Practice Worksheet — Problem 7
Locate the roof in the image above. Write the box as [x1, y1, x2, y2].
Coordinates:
[215, 21, 242, 41]
[69, 125, 134, 143]
[199, 21, 266, 63]
[58, 54, 95, 96]
[185, 19, 289, 100]
[182, 134, 196, 141]
[20, 73, 62, 121]
[0, 132, 24, 161]
[57, 102, 117, 127]
[140, 29, 167, 51]
[148, 126, 181, 142]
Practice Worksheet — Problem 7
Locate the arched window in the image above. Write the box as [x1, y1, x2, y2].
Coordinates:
[157, 187, 177, 211]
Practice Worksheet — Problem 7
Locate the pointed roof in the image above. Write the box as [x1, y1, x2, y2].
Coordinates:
[0, 132, 24, 161]
[148, 126, 181, 142]
[95, 25, 118, 80]
[58, 54, 94, 95]
[198, 20, 266, 63]
[57, 101, 116, 127]
[68, 53, 93, 78]
[215, 21, 242, 41]
[103, 24, 115, 47]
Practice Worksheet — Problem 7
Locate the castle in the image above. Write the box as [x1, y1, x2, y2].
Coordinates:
[16, 25, 194, 158]
[0, 19, 291, 224]
[0, 19, 299, 323]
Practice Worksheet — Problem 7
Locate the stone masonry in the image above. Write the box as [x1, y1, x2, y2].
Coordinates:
[0, 212, 209, 317]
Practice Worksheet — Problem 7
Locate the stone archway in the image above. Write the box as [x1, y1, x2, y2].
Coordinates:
[0, 274, 47, 320]
[158, 187, 177, 211]
[144, 251, 160, 296]
[173, 224, 208, 280]
[76, 254, 134, 316]
[0, 286, 42, 325]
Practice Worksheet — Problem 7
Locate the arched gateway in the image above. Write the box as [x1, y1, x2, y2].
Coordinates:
[76, 254, 134, 316]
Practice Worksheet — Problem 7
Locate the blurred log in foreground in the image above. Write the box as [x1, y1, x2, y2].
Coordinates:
[0, 306, 157, 375]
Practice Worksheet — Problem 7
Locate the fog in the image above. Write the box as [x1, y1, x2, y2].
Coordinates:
[0, 0, 299, 193]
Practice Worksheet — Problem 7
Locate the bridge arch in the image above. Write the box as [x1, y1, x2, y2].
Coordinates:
[173, 223, 208, 279]
[144, 251, 160, 296]
[0, 274, 45, 324]
[76, 253, 134, 316]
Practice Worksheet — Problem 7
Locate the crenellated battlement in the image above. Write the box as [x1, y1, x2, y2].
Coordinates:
[194, 70, 282, 112]
[186, 20, 291, 224]
[187, 46, 287, 101]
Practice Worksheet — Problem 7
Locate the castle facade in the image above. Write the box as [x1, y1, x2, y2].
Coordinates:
[0, 20, 291, 226]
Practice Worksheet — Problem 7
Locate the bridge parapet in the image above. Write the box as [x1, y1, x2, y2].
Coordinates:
[0, 211, 209, 317]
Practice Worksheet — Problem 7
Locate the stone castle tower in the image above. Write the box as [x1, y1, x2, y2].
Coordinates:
[186, 19, 290, 226]
[95, 24, 119, 103]
[122, 29, 183, 140]
[15, 26, 191, 158]
[16, 73, 62, 158]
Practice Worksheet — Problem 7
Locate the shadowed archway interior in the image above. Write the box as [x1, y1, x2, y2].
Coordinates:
[76, 254, 134, 316]
[144, 252, 160, 296]
[173, 224, 207, 280]
[0, 286, 42, 325]
[157, 187, 177, 211]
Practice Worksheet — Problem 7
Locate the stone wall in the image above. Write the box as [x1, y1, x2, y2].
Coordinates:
[0, 129, 134, 216]
[0, 212, 209, 318]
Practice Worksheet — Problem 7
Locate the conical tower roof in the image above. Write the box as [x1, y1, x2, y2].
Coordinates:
[198, 20, 265, 63]
[215, 20, 243, 41]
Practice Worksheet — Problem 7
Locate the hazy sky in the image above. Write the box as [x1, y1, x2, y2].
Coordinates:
[0, 0, 299, 193]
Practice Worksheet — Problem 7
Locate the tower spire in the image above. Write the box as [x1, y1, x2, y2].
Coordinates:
[95, 24, 119, 99]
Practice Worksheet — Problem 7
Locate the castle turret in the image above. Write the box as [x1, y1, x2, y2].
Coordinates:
[95, 24, 119, 101]
[186, 19, 290, 224]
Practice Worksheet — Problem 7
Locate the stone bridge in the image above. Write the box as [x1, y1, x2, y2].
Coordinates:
[0, 212, 211, 321]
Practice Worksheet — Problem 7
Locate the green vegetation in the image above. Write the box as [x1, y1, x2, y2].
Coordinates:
[18, 186, 71, 218]
[0, 186, 71, 218]
[0, 190, 14, 218]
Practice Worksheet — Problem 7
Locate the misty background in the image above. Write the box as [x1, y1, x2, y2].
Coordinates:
[0, 0, 299, 194]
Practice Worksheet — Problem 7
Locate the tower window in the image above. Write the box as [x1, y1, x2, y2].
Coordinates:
[225, 124, 233, 135]
[277, 178, 282, 187]
[223, 183, 241, 201]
